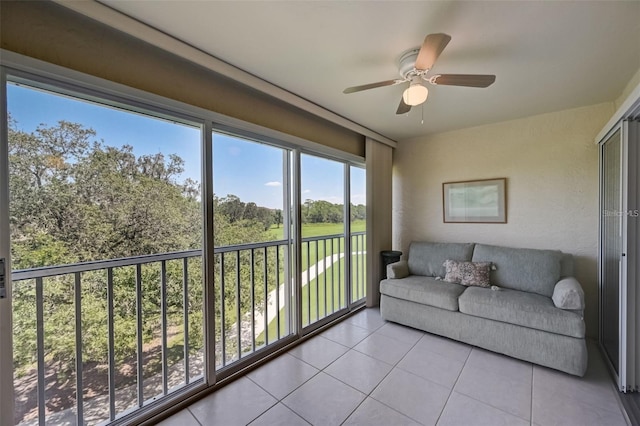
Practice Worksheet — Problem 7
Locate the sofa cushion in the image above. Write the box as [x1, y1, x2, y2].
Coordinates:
[380, 276, 467, 311]
[471, 244, 563, 297]
[443, 260, 492, 287]
[408, 242, 475, 277]
[552, 277, 585, 310]
[387, 260, 409, 279]
[458, 287, 585, 338]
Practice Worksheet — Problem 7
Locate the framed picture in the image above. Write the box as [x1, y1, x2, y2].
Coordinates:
[443, 178, 507, 223]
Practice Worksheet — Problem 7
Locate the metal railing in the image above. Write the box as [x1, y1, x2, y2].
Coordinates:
[214, 239, 291, 368]
[12, 250, 204, 425]
[12, 232, 367, 425]
[351, 232, 367, 303]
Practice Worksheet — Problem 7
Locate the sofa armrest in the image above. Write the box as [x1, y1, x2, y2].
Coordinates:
[552, 277, 585, 310]
[387, 260, 409, 279]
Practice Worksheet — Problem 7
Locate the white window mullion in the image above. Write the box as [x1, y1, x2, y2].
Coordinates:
[344, 163, 353, 308]
[202, 120, 216, 386]
[0, 66, 16, 426]
[282, 149, 293, 337]
[292, 149, 303, 336]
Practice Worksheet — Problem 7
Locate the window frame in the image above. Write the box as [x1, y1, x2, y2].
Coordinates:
[0, 48, 366, 425]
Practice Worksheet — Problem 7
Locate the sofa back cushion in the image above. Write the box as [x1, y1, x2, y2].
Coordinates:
[471, 244, 563, 297]
[408, 242, 475, 277]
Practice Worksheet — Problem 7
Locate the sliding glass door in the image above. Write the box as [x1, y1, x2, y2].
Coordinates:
[0, 64, 368, 425]
[350, 166, 367, 304]
[600, 128, 622, 373]
[7, 80, 205, 424]
[212, 131, 293, 369]
[599, 119, 640, 393]
[300, 154, 349, 330]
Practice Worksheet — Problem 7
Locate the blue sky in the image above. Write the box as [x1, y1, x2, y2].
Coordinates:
[8, 83, 365, 210]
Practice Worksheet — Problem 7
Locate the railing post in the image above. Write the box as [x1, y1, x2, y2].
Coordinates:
[36, 277, 45, 426]
[250, 249, 255, 351]
[220, 253, 226, 366]
[74, 272, 84, 425]
[323, 239, 328, 316]
[276, 245, 281, 340]
[306, 241, 310, 326]
[161, 261, 168, 395]
[235, 251, 241, 360]
[136, 264, 143, 407]
[107, 268, 116, 420]
[315, 240, 319, 322]
[263, 247, 268, 345]
[182, 258, 190, 384]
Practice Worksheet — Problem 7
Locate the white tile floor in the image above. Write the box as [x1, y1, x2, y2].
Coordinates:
[158, 308, 629, 426]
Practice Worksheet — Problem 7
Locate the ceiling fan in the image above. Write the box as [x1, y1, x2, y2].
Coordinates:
[343, 33, 496, 114]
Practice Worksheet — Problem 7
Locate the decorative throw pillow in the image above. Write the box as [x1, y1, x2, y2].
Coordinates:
[443, 260, 493, 288]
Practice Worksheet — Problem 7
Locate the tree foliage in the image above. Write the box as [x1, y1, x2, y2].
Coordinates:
[9, 118, 201, 268]
[9, 116, 364, 377]
[8, 117, 207, 374]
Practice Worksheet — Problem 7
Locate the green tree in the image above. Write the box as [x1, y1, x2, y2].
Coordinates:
[9, 116, 282, 386]
[9, 118, 202, 376]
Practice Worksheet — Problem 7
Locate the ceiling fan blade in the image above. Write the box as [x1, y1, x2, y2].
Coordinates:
[343, 79, 403, 94]
[430, 74, 496, 88]
[396, 97, 411, 114]
[415, 33, 452, 71]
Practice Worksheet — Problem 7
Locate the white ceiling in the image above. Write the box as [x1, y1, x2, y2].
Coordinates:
[101, 0, 640, 141]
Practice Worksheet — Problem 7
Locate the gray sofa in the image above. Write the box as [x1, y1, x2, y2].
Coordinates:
[380, 242, 587, 376]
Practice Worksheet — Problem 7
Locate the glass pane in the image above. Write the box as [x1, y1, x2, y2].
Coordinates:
[212, 132, 291, 369]
[301, 154, 346, 327]
[8, 82, 204, 424]
[601, 129, 622, 372]
[350, 166, 366, 303]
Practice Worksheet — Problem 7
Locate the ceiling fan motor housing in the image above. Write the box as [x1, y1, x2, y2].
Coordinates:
[398, 49, 422, 79]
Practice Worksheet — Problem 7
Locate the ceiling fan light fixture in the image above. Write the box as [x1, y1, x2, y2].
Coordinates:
[402, 82, 428, 106]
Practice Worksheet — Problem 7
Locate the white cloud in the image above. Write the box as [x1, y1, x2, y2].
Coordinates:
[351, 194, 366, 204]
[302, 189, 312, 194]
[264, 181, 281, 187]
[324, 196, 344, 204]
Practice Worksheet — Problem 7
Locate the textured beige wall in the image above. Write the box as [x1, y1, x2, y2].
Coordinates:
[393, 102, 615, 337]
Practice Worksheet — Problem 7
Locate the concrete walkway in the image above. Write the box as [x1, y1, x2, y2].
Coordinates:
[252, 251, 348, 338]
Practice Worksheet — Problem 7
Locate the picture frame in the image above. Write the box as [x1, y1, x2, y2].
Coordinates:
[443, 178, 507, 223]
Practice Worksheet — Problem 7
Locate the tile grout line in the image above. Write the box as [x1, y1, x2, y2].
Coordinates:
[323, 318, 424, 425]
[301, 315, 390, 425]
[173, 315, 621, 426]
[269, 398, 314, 426]
[449, 360, 533, 424]
[246, 358, 322, 402]
[187, 407, 203, 426]
[433, 345, 473, 425]
[251, 312, 385, 425]
[331, 320, 413, 425]
[530, 366, 534, 426]
[353, 330, 429, 425]
[230, 377, 280, 426]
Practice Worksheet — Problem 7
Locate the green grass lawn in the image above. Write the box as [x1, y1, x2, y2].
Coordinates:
[269, 220, 365, 273]
[259, 251, 366, 344]
[240, 221, 367, 347]
[268, 220, 365, 240]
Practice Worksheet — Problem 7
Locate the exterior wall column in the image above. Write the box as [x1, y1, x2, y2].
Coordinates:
[365, 137, 393, 307]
